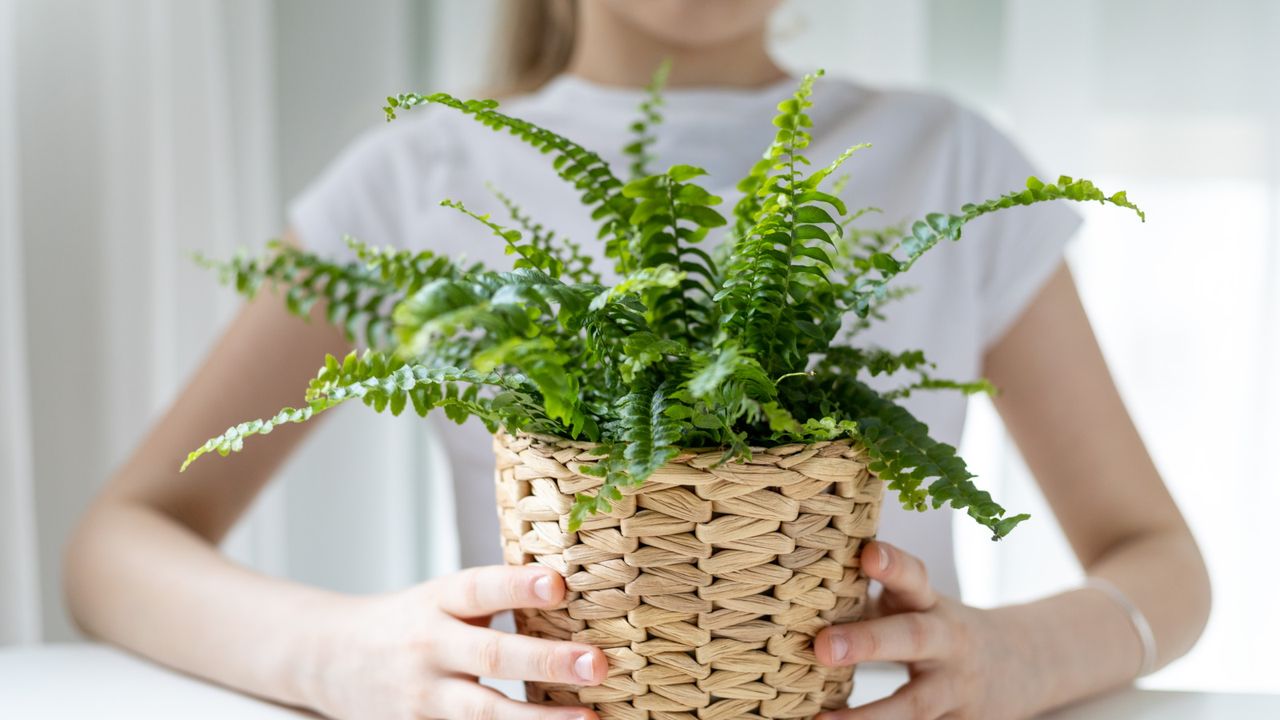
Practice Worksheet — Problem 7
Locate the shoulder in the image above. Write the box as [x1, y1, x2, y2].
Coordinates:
[288, 106, 467, 253]
[298, 97, 516, 212]
[817, 78, 1015, 156]
[332, 104, 464, 176]
[816, 78, 1045, 211]
[288, 86, 575, 255]
[337, 86, 564, 182]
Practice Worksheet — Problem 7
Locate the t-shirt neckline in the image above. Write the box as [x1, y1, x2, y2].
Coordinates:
[537, 73, 803, 115]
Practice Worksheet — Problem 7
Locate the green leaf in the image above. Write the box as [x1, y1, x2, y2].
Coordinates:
[667, 164, 708, 182]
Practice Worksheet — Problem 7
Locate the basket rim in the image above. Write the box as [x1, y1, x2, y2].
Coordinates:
[496, 428, 867, 457]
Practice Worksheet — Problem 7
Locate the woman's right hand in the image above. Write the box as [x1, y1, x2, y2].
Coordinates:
[307, 565, 606, 720]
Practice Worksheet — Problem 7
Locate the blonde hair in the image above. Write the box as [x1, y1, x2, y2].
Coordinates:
[491, 0, 578, 96]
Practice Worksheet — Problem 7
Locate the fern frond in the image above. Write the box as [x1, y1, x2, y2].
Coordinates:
[568, 443, 628, 530]
[391, 269, 594, 429]
[570, 376, 691, 529]
[804, 142, 871, 192]
[762, 401, 859, 443]
[814, 370, 1028, 540]
[618, 377, 690, 479]
[385, 92, 638, 274]
[617, 331, 689, 384]
[621, 165, 724, 336]
[623, 58, 671, 180]
[488, 185, 602, 284]
[884, 375, 997, 400]
[848, 176, 1144, 316]
[182, 351, 531, 471]
[819, 345, 933, 378]
[346, 236, 475, 293]
[440, 198, 565, 278]
[818, 346, 992, 399]
[729, 71, 821, 239]
[687, 343, 778, 446]
[196, 240, 401, 349]
[717, 72, 865, 374]
[841, 285, 918, 337]
[717, 72, 823, 357]
[180, 405, 319, 472]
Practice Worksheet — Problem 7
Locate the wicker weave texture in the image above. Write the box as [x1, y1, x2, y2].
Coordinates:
[493, 431, 885, 720]
[494, 430, 885, 717]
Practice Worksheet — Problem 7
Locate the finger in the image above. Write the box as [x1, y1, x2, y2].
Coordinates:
[440, 624, 607, 686]
[864, 541, 937, 612]
[430, 677, 597, 720]
[817, 672, 953, 720]
[815, 612, 953, 666]
[436, 565, 566, 618]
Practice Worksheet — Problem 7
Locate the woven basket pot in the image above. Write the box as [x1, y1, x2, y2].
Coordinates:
[493, 430, 885, 720]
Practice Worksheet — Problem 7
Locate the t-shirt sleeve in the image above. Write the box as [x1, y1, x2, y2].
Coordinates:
[961, 111, 1084, 350]
[286, 124, 414, 259]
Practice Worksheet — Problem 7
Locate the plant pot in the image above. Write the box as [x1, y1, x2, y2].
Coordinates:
[493, 430, 885, 720]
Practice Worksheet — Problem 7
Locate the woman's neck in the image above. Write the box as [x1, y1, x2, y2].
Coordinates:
[565, 8, 787, 89]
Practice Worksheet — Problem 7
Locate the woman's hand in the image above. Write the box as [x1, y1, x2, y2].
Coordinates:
[814, 542, 1037, 720]
[308, 565, 606, 720]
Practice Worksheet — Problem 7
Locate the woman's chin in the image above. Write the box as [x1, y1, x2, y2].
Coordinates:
[597, 0, 782, 49]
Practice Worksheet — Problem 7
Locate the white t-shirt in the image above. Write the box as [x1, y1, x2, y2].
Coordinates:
[289, 74, 1081, 599]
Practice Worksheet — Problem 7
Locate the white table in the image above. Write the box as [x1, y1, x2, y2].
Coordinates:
[2, 644, 1277, 718]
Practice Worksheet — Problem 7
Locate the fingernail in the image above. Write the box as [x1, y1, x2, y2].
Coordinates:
[878, 544, 891, 572]
[573, 652, 598, 683]
[533, 575, 555, 602]
[828, 634, 849, 663]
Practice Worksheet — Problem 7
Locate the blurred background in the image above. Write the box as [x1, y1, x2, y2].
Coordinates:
[2, 0, 1277, 695]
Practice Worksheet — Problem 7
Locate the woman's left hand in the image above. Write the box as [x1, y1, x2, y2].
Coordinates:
[814, 541, 1037, 720]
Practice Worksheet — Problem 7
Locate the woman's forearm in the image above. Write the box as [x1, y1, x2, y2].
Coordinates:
[65, 499, 346, 709]
[997, 527, 1211, 715]
[62, 284, 362, 709]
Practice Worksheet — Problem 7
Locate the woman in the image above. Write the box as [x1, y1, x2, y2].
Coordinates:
[64, 1, 1210, 718]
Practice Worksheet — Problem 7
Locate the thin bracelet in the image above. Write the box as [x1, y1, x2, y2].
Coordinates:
[1084, 576, 1157, 677]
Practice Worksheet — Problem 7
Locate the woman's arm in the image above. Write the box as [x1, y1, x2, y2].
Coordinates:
[64, 233, 606, 720]
[65, 235, 357, 703]
[814, 262, 1210, 719]
[981, 261, 1210, 710]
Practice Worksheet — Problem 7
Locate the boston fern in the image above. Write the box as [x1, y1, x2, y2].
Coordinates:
[184, 69, 1143, 539]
